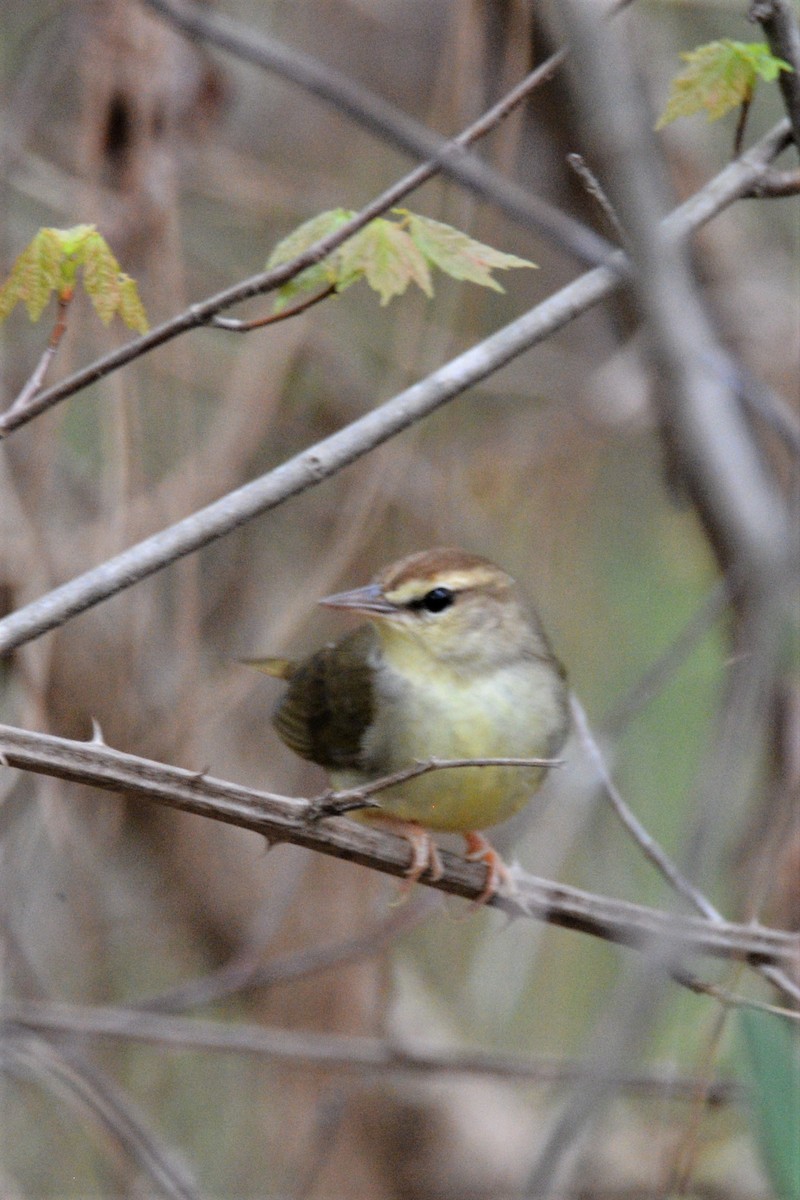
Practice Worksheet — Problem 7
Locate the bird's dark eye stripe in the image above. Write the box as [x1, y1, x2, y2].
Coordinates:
[407, 586, 455, 614]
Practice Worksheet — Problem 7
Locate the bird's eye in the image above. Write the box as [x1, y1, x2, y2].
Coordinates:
[409, 587, 454, 614]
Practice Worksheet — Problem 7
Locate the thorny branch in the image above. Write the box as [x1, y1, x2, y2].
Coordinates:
[0, 725, 797, 983]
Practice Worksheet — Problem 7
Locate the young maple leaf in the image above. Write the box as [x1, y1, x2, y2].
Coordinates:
[656, 40, 791, 128]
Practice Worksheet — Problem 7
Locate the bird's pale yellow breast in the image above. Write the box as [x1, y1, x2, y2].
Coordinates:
[341, 648, 567, 831]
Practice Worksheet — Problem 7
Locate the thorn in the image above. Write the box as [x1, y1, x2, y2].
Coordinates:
[89, 718, 106, 745]
[186, 765, 211, 784]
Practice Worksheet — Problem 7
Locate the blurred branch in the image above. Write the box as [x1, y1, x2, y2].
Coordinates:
[745, 165, 800, 195]
[0, 119, 789, 657]
[749, 0, 800, 149]
[566, 152, 629, 247]
[0, 998, 745, 1103]
[573, 695, 800, 1005]
[141, 896, 435, 1012]
[141, 0, 612, 267]
[0, 48, 569, 439]
[1, 1033, 201, 1200]
[0, 724, 798, 974]
[602, 582, 730, 735]
[524, 1, 797, 1186]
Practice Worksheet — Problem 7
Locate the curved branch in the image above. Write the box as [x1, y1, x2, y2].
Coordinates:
[1, 724, 797, 975]
[0, 120, 788, 658]
[0, 48, 578, 439]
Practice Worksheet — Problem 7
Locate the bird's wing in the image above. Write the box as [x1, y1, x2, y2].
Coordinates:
[272, 625, 377, 770]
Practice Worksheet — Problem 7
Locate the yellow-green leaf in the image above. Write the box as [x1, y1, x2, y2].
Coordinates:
[268, 208, 355, 312]
[337, 219, 432, 305]
[0, 225, 149, 329]
[81, 231, 123, 324]
[118, 274, 149, 334]
[406, 213, 536, 292]
[656, 40, 792, 128]
[59, 224, 97, 257]
[0, 229, 63, 321]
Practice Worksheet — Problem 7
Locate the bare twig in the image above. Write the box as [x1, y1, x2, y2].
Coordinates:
[749, 0, 800, 150]
[674, 970, 800, 1022]
[210, 285, 337, 331]
[0, 120, 789, 658]
[566, 152, 629, 247]
[576, 697, 800, 1007]
[0, 48, 572, 438]
[570, 697, 720, 919]
[142, 0, 611, 267]
[311, 755, 563, 818]
[5, 290, 72, 418]
[523, 0, 796, 1184]
[0, 724, 797, 975]
[745, 165, 800, 196]
[0, 998, 744, 1102]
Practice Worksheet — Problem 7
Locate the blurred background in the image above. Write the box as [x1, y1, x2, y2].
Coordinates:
[0, 1, 797, 1196]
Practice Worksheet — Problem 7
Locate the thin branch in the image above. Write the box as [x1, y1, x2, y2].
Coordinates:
[2, 1033, 201, 1200]
[140, 896, 435, 1012]
[674, 969, 800, 1022]
[5, 290, 72, 418]
[566, 153, 629, 248]
[0, 48, 572, 439]
[576, 694, 800, 1001]
[745, 165, 800, 196]
[0, 998, 744, 1102]
[571, 697, 719, 920]
[210, 285, 336, 331]
[0, 120, 789, 658]
[749, 0, 800, 150]
[141, 0, 611, 267]
[0, 725, 798, 975]
[311, 755, 563, 818]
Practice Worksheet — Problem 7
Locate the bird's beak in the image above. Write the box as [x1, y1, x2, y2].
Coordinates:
[319, 583, 396, 615]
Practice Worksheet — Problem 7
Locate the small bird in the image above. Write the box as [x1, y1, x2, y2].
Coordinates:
[252, 548, 569, 900]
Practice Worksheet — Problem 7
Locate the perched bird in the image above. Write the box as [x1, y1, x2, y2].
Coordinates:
[253, 548, 569, 899]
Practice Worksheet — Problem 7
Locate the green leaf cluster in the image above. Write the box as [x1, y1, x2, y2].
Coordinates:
[267, 208, 536, 310]
[0, 225, 148, 332]
[656, 39, 792, 128]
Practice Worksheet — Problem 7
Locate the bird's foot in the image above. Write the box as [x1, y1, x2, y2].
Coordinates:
[463, 831, 514, 906]
[366, 817, 444, 898]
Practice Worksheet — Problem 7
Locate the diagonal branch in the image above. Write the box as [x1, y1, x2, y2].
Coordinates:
[141, 0, 610, 266]
[0, 120, 789, 658]
[1, 724, 797, 976]
[0, 48, 570, 439]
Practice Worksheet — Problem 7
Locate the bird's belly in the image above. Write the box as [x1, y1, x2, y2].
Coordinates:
[338, 665, 565, 832]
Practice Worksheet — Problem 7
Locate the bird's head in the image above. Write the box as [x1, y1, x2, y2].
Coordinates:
[320, 548, 549, 673]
